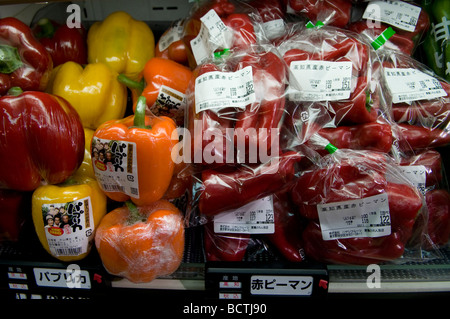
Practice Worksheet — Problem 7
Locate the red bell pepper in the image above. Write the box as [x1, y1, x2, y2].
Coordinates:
[425, 189, 450, 247]
[312, 122, 393, 154]
[395, 123, 450, 151]
[32, 18, 87, 67]
[265, 192, 305, 262]
[288, 0, 352, 28]
[0, 189, 31, 242]
[0, 17, 53, 95]
[204, 221, 250, 261]
[199, 151, 302, 216]
[0, 91, 84, 191]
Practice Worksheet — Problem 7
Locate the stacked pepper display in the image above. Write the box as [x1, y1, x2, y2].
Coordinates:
[1, 0, 450, 279]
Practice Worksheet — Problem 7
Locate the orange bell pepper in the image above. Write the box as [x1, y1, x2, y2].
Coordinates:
[118, 57, 193, 127]
[95, 200, 185, 283]
[91, 96, 178, 206]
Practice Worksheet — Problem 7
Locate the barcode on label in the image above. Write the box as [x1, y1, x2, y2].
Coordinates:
[55, 247, 82, 256]
[102, 184, 125, 192]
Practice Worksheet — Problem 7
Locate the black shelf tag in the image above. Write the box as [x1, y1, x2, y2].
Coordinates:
[205, 261, 329, 300]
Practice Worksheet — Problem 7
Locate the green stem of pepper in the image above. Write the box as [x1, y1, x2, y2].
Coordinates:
[133, 96, 151, 129]
[7, 86, 23, 96]
[366, 90, 373, 113]
[117, 74, 145, 96]
[36, 18, 56, 39]
[0, 45, 23, 74]
[125, 200, 146, 225]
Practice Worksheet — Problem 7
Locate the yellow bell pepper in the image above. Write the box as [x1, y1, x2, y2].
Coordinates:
[87, 11, 155, 81]
[32, 176, 107, 262]
[74, 128, 96, 179]
[48, 61, 127, 130]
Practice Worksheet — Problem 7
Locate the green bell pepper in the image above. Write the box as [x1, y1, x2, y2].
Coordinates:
[422, 0, 450, 80]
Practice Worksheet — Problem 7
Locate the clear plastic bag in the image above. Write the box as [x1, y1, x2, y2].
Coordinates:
[181, 0, 269, 69]
[290, 149, 435, 264]
[349, 0, 430, 55]
[287, 0, 353, 28]
[376, 50, 450, 153]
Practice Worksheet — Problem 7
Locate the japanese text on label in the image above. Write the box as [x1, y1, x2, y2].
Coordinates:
[214, 195, 274, 234]
[384, 68, 446, 103]
[317, 193, 391, 241]
[92, 138, 139, 198]
[289, 60, 352, 101]
[195, 66, 256, 113]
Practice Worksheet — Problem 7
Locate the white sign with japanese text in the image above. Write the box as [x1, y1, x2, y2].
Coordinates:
[250, 275, 313, 296]
[317, 193, 391, 241]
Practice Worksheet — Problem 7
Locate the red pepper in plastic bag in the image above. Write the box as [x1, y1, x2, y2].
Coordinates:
[199, 151, 302, 216]
[234, 50, 287, 155]
[289, 0, 352, 28]
[314, 122, 393, 154]
[390, 80, 450, 125]
[425, 189, 450, 247]
[395, 123, 450, 151]
[302, 222, 406, 265]
[399, 150, 443, 188]
[204, 221, 250, 261]
[282, 33, 375, 125]
[0, 17, 52, 95]
[0, 91, 84, 191]
[291, 150, 423, 264]
[223, 13, 257, 50]
[348, 21, 415, 55]
[265, 192, 305, 262]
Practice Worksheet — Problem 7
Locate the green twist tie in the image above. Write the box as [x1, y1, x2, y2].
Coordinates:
[306, 20, 324, 29]
[214, 48, 230, 59]
[371, 27, 396, 50]
[325, 143, 338, 154]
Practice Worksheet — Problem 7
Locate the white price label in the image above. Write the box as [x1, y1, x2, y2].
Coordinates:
[34, 267, 91, 289]
[158, 19, 184, 52]
[363, 0, 421, 32]
[317, 193, 391, 241]
[250, 275, 313, 296]
[195, 65, 256, 113]
[190, 9, 232, 65]
[397, 165, 427, 194]
[384, 68, 447, 103]
[289, 60, 352, 101]
[214, 195, 274, 234]
[262, 19, 285, 40]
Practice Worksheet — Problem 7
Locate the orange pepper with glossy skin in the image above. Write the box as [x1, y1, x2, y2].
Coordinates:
[92, 96, 178, 206]
[95, 200, 185, 283]
[118, 57, 193, 126]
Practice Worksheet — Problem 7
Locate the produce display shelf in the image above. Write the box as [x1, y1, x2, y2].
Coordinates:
[1, 220, 450, 301]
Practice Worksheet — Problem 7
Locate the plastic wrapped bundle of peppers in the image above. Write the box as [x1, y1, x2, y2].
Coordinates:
[1, 0, 450, 280]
